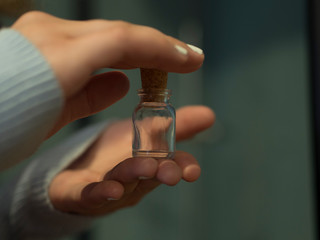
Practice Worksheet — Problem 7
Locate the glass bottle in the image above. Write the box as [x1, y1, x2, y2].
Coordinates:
[132, 88, 176, 159]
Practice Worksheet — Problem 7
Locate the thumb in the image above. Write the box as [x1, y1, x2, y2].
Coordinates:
[48, 71, 129, 137]
[81, 71, 130, 114]
[176, 105, 215, 141]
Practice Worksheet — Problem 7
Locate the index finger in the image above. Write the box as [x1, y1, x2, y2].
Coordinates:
[74, 21, 204, 73]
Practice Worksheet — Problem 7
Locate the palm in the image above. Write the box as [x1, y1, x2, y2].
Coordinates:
[49, 106, 215, 216]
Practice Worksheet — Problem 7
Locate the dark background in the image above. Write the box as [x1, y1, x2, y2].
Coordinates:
[0, 0, 316, 239]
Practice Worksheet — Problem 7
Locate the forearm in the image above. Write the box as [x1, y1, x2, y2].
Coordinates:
[0, 121, 108, 239]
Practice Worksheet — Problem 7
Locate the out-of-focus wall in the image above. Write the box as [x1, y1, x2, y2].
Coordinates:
[202, 1, 315, 239]
[0, 0, 316, 239]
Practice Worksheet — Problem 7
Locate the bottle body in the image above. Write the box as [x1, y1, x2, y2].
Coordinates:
[132, 89, 175, 159]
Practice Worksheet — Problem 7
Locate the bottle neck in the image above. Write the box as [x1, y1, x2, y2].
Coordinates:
[138, 88, 171, 103]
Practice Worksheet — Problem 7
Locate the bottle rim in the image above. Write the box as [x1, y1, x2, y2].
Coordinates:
[137, 88, 172, 95]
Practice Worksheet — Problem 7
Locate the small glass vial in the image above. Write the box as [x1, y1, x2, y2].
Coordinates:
[132, 88, 176, 159]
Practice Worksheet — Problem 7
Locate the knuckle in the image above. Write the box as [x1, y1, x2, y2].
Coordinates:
[112, 20, 131, 28]
[18, 11, 49, 23]
[87, 20, 131, 47]
[108, 20, 131, 41]
[86, 19, 107, 29]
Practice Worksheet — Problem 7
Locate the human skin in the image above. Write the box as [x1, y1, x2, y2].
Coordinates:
[49, 106, 215, 216]
[11, 11, 205, 138]
[10, 11, 211, 216]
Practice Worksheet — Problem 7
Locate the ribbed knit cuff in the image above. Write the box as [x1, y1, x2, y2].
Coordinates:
[0, 28, 63, 170]
[10, 122, 108, 239]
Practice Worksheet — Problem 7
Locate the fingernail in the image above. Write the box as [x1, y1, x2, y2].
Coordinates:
[138, 176, 151, 180]
[107, 198, 118, 201]
[174, 45, 188, 55]
[187, 44, 203, 55]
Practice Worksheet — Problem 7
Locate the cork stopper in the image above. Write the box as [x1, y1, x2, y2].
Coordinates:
[140, 68, 168, 90]
[140, 68, 168, 102]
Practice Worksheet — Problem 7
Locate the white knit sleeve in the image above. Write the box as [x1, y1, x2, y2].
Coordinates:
[0, 121, 109, 240]
[0, 28, 63, 170]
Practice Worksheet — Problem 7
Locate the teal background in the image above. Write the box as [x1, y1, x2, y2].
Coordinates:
[0, 0, 316, 239]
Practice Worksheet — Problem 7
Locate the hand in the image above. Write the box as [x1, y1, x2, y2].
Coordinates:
[49, 106, 214, 216]
[11, 11, 204, 137]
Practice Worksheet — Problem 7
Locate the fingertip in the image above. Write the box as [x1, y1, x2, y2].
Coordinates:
[205, 105, 215, 122]
[165, 37, 204, 73]
[157, 159, 182, 186]
[173, 151, 201, 182]
[83, 180, 124, 205]
[179, 105, 215, 124]
[135, 157, 158, 179]
[101, 180, 125, 201]
[187, 44, 204, 55]
[105, 157, 158, 183]
[183, 165, 201, 182]
[198, 105, 215, 129]
[176, 105, 215, 141]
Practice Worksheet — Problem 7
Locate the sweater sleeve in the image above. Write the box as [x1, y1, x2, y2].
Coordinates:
[0, 28, 63, 170]
[0, 28, 111, 239]
[0, 121, 109, 240]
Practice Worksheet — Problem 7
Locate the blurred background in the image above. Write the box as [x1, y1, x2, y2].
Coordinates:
[0, 0, 316, 239]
